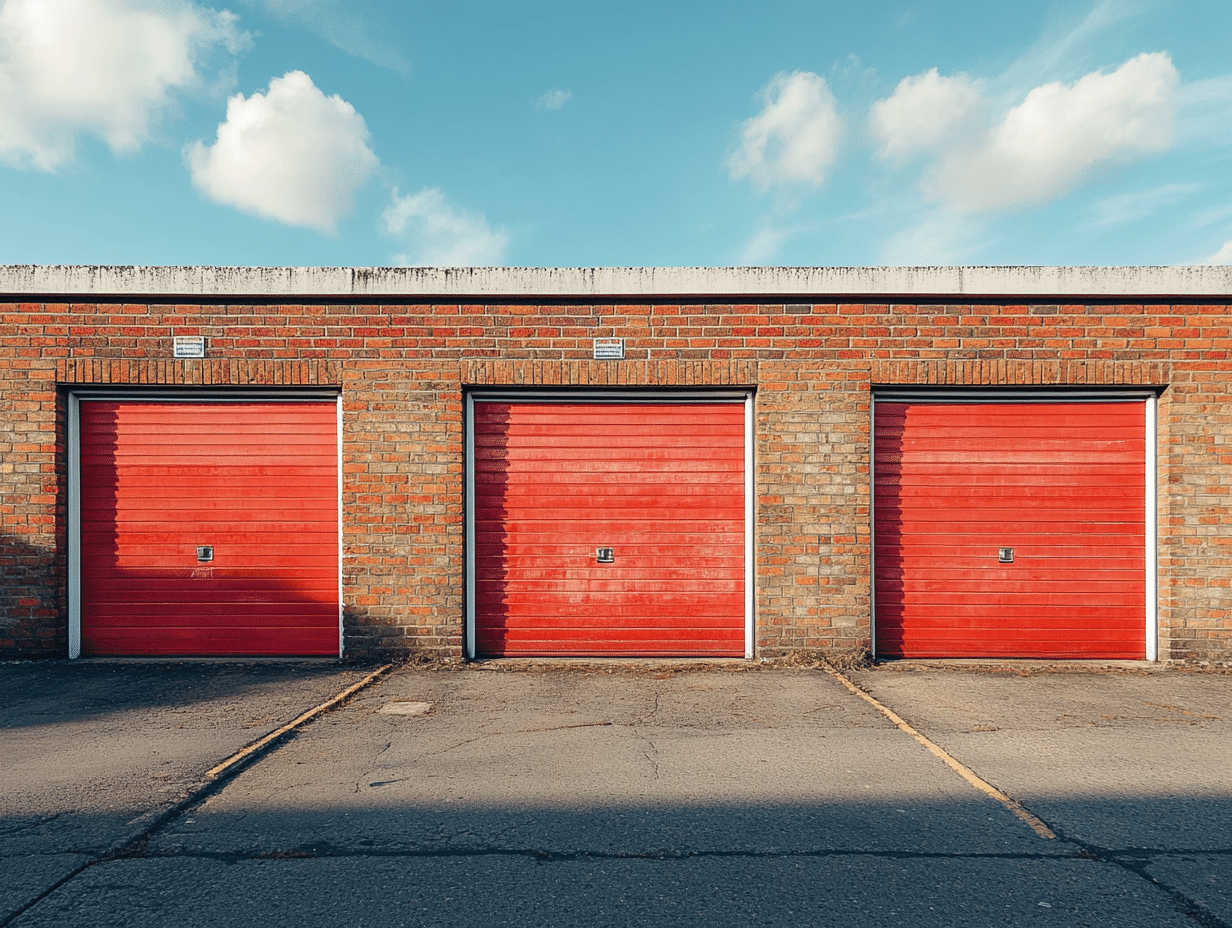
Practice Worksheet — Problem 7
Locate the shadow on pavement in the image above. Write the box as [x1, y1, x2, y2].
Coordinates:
[0, 660, 373, 731]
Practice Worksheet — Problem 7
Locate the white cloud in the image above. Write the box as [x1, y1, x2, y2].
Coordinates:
[536, 89, 571, 110]
[872, 52, 1179, 214]
[1086, 183, 1197, 228]
[996, 0, 1135, 95]
[0, 0, 246, 170]
[186, 70, 379, 234]
[1206, 240, 1232, 265]
[246, 1, 410, 77]
[382, 187, 509, 266]
[737, 219, 796, 265]
[1190, 204, 1232, 231]
[871, 69, 984, 160]
[728, 70, 840, 191]
[879, 212, 987, 266]
[1176, 74, 1232, 147]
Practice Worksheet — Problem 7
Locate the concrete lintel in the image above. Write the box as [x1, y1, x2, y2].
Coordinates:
[0, 265, 1230, 300]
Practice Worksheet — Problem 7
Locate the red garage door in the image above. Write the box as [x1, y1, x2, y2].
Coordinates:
[874, 399, 1148, 659]
[77, 399, 340, 656]
[471, 399, 747, 657]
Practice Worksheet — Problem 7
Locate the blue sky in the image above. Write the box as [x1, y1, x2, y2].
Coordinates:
[1, 0, 1230, 268]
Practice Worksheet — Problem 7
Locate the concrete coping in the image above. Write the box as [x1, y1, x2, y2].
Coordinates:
[0, 265, 1230, 300]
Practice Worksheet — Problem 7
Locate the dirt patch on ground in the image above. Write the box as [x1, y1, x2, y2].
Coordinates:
[461, 658, 760, 676]
[866, 658, 1232, 677]
[368, 652, 1230, 677]
[441, 648, 875, 675]
[760, 648, 874, 672]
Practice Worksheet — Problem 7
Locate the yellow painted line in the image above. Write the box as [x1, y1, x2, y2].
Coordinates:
[207, 664, 394, 780]
[827, 667, 1057, 840]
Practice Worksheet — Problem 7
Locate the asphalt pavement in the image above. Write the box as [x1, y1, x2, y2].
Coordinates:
[0, 659, 378, 924]
[2, 658, 1229, 927]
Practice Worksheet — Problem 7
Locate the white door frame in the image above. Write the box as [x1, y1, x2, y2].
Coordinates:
[66, 389, 343, 658]
[869, 389, 1159, 660]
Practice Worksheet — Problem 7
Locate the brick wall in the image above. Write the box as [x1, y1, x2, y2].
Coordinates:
[2, 295, 1230, 663]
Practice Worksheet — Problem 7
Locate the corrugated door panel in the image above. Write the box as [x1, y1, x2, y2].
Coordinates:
[473, 401, 745, 657]
[79, 401, 339, 656]
[875, 400, 1146, 659]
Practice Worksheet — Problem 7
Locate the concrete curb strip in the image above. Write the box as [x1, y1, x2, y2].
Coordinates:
[206, 663, 393, 778]
[825, 667, 1058, 840]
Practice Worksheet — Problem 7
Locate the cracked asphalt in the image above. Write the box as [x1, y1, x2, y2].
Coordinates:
[2, 660, 1230, 927]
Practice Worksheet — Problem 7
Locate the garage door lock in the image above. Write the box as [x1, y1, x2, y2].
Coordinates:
[998, 547, 1014, 564]
[596, 547, 614, 564]
[196, 546, 214, 563]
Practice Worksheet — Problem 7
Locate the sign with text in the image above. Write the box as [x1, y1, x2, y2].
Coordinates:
[173, 336, 206, 359]
[592, 338, 624, 360]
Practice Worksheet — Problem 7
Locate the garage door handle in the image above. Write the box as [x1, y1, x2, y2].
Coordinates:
[998, 547, 1013, 564]
[596, 548, 614, 564]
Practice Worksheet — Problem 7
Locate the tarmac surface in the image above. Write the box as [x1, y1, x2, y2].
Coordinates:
[2, 658, 1230, 927]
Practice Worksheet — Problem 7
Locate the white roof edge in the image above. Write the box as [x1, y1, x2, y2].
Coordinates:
[0, 265, 1230, 298]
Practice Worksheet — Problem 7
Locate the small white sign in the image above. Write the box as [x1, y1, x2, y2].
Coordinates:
[173, 335, 206, 359]
[593, 338, 624, 360]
